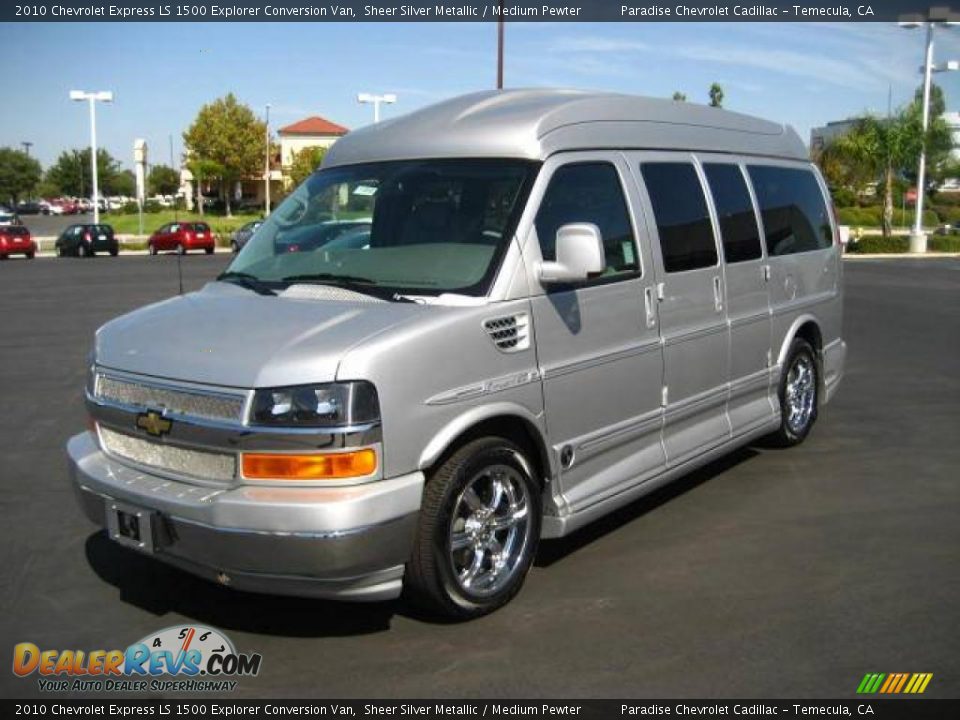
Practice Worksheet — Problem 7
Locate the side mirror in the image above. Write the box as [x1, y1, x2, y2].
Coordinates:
[538, 223, 606, 284]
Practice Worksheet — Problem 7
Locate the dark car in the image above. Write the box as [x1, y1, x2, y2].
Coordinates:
[230, 220, 263, 252]
[148, 221, 215, 255]
[15, 201, 44, 215]
[0, 225, 36, 259]
[55, 224, 119, 257]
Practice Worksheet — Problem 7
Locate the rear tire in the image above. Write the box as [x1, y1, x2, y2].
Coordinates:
[404, 437, 541, 620]
[176, 243, 185, 256]
[77, 243, 90, 258]
[205, 247, 214, 255]
[148, 243, 157, 256]
[768, 338, 819, 447]
[26, 252, 35, 260]
[231, 241, 239, 253]
[109, 247, 119, 257]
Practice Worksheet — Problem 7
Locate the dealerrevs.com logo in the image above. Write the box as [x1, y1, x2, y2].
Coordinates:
[13, 625, 262, 693]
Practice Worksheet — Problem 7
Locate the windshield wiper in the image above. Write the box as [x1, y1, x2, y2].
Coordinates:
[217, 271, 276, 296]
[280, 273, 416, 303]
[280, 272, 378, 285]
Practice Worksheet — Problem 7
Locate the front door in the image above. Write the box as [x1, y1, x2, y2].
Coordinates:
[629, 153, 731, 467]
[526, 152, 664, 512]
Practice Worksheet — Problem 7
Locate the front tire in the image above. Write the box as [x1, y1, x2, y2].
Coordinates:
[769, 338, 819, 447]
[405, 437, 541, 620]
[176, 243, 186, 256]
[77, 243, 91, 258]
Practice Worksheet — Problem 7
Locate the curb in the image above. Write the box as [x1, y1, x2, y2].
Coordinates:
[843, 252, 960, 259]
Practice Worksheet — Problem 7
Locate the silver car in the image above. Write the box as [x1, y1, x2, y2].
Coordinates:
[69, 90, 845, 619]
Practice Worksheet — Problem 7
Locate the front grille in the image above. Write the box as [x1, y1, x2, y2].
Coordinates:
[99, 426, 236, 483]
[95, 374, 246, 423]
[483, 313, 530, 352]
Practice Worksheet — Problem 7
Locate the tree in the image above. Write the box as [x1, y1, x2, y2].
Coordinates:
[183, 93, 265, 216]
[708, 83, 724, 108]
[0, 147, 43, 205]
[111, 169, 136, 197]
[672, 91, 687, 102]
[186, 158, 224, 216]
[288, 146, 327, 187]
[45, 148, 121, 198]
[831, 111, 929, 237]
[915, 82, 946, 117]
[148, 164, 181, 196]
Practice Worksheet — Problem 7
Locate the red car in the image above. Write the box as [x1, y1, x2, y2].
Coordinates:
[0, 225, 37, 260]
[148, 221, 216, 255]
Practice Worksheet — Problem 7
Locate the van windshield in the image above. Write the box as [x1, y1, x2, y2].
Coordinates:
[225, 159, 537, 297]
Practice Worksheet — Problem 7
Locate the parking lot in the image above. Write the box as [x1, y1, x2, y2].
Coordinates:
[0, 255, 957, 699]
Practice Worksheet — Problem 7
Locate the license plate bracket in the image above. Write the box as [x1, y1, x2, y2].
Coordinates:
[106, 500, 157, 553]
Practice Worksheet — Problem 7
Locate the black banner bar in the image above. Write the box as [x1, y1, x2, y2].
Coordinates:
[3, 0, 960, 23]
[4, 700, 960, 719]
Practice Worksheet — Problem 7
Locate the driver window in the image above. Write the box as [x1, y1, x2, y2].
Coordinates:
[534, 163, 639, 279]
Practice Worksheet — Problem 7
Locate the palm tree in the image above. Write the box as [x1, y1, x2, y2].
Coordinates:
[708, 83, 724, 108]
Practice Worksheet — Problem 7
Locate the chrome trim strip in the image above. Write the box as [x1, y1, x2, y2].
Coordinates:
[728, 308, 770, 329]
[664, 385, 728, 422]
[543, 337, 661, 379]
[662, 321, 727, 347]
[571, 407, 663, 463]
[728, 368, 770, 399]
[770, 290, 836, 317]
[425, 370, 541, 406]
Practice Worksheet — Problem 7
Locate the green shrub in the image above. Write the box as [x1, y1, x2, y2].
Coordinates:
[929, 235, 960, 252]
[830, 188, 857, 207]
[847, 235, 910, 253]
[143, 200, 163, 213]
[837, 206, 938, 228]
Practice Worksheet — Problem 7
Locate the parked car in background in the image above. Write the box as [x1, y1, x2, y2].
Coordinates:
[148, 221, 215, 255]
[0, 211, 18, 226]
[55, 224, 119, 257]
[230, 220, 263, 252]
[15, 201, 44, 215]
[0, 225, 36, 259]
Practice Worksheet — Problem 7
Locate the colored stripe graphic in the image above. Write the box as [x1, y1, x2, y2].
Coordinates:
[856, 672, 932, 694]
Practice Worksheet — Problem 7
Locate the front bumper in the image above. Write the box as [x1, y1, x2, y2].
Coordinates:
[68, 432, 423, 601]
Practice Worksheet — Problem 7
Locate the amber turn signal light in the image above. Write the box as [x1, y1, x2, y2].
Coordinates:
[241, 449, 377, 480]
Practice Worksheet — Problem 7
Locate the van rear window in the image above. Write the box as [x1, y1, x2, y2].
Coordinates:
[640, 162, 717, 273]
[703, 163, 762, 264]
[748, 166, 832, 256]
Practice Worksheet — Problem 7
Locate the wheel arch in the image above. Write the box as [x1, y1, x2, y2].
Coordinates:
[417, 403, 553, 490]
[776, 314, 825, 405]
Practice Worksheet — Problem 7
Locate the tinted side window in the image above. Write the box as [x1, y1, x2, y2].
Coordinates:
[535, 163, 639, 279]
[748, 165, 832, 256]
[640, 162, 717, 272]
[703, 163, 762, 263]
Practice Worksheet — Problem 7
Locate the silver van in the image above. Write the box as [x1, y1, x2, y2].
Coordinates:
[69, 90, 845, 619]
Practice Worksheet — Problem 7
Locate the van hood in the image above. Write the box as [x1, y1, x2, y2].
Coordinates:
[94, 282, 426, 388]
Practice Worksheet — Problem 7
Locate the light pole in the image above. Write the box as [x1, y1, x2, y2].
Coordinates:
[264, 103, 272, 215]
[70, 90, 113, 224]
[497, 0, 504, 89]
[21, 141, 33, 157]
[900, 15, 960, 253]
[357, 93, 396, 123]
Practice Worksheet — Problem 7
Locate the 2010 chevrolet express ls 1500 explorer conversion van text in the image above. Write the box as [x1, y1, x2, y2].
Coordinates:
[69, 89, 845, 619]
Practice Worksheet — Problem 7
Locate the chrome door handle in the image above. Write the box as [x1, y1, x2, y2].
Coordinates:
[713, 276, 723, 313]
[644, 286, 656, 328]
[762, 264, 771, 282]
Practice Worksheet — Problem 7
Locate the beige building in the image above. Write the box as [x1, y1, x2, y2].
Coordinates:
[279, 115, 350, 179]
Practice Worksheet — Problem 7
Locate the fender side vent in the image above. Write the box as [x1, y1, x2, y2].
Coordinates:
[483, 313, 530, 353]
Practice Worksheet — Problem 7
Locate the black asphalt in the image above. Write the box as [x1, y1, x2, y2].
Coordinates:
[1, 255, 958, 699]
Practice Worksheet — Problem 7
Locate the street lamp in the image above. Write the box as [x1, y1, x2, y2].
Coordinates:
[264, 103, 272, 215]
[21, 141, 33, 157]
[900, 13, 960, 252]
[357, 93, 396, 123]
[69, 90, 113, 224]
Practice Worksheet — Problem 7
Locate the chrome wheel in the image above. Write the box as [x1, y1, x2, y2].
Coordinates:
[785, 354, 816, 435]
[448, 464, 532, 598]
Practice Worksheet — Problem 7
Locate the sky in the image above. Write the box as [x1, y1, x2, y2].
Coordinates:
[3, 21, 960, 170]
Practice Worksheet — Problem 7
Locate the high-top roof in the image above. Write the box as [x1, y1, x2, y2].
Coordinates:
[279, 116, 349, 136]
[323, 89, 807, 168]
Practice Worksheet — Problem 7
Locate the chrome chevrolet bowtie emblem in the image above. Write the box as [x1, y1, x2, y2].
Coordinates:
[136, 410, 172, 437]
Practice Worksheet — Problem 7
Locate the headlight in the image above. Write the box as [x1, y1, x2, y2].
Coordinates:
[250, 381, 379, 427]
